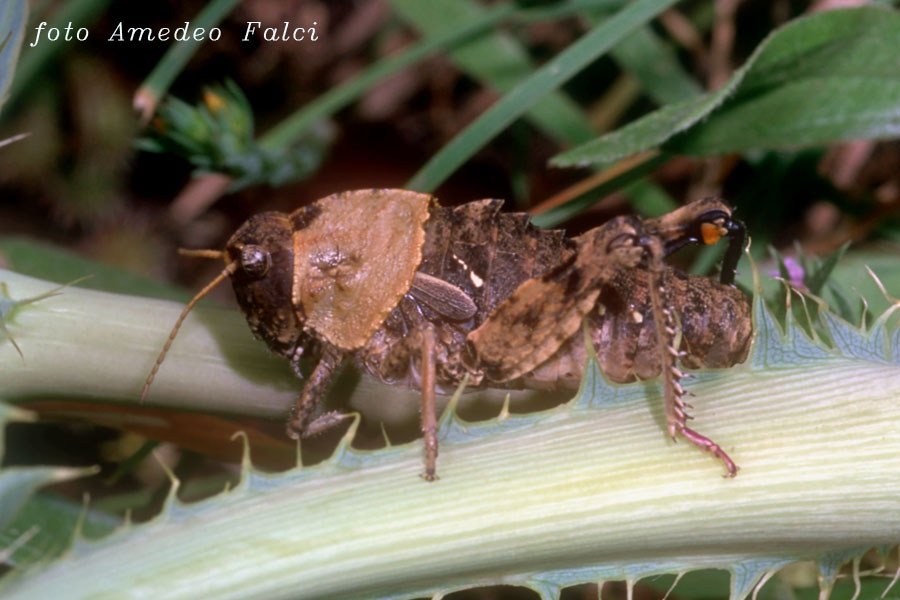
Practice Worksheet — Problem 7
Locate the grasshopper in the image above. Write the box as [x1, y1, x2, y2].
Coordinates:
[142, 191, 751, 479]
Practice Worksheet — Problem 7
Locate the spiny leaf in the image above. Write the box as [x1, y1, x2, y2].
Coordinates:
[729, 558, 795, 600]
[820, 310, 893, 364]
[2, 285, 899, 599]
[0, 466, 97, 535]
[1, 399, 98, 565]
[0, 491, 119, 568]
[752, 293, 834, 368]
[2, 257, 900, 599]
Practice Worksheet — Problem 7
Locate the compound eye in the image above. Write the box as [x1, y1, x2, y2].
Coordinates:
[240, 245, 271, 279]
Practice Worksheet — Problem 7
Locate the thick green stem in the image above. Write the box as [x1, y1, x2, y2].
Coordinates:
[1, 269, 297, 418]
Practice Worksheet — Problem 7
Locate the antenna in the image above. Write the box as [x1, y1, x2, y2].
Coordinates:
[178, 249, 225, 259]
[140, 261, 237, 404]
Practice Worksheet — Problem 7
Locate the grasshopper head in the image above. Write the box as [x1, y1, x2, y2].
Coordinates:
[225, 212, 305, 357]
[642, 198, 746, 285]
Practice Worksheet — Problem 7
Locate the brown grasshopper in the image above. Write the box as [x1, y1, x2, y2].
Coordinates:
[141, 191, 751, 479]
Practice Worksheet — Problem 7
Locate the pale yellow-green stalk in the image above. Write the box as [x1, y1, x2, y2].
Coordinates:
[0, 268, 899, 600]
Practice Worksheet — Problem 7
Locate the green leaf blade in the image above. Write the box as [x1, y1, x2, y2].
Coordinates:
[553, 5, 900, 168]
[550, 94, 723, 167]
[670, 77, 900, 156]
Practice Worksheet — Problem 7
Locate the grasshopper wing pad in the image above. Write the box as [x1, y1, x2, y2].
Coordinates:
[468, 216, 644, 382]
[292, 189, 432, 350]
[467, 269, 601, 382]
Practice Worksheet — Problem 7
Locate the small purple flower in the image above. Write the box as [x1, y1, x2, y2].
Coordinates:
[768, 257, 807, 290]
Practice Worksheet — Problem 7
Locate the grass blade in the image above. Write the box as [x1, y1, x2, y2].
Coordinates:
[405, 0, 680, 193]
[5, 0, 111, 113]
[390, 0, 595, 146]
[0, 0, 26, 115]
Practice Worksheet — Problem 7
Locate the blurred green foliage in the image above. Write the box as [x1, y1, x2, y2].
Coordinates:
[137, 80, 335, 189]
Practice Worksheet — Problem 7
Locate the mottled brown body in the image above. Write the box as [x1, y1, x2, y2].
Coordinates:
[358, 200, 750, 393]
[143, 189, 752, 480]
[521, 268, 751, 391]
[358, 199, 577, 393]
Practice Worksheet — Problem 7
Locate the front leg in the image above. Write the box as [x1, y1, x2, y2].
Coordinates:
[286, 345, 346, 439]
